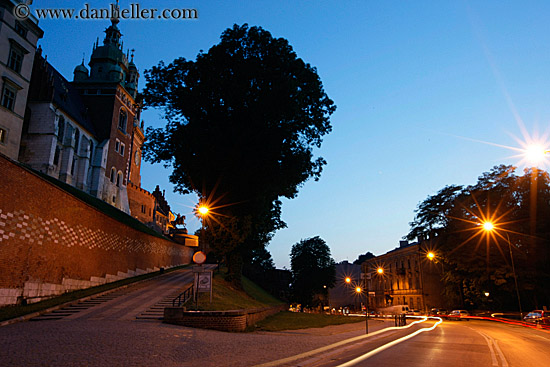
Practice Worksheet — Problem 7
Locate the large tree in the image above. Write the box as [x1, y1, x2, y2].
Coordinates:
[407, 165, 550, 310]
[290, 236, 336, 308]
[142, 24, 336, 285]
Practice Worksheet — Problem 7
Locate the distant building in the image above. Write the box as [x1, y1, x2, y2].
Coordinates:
[151, 185, 174, 235]
[362, 240, 449, 312]
[328, 261, 362, 310]
[0, 0, 43, 160]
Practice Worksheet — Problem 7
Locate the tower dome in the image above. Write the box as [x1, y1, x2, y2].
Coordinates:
[73, 61, 89, 81]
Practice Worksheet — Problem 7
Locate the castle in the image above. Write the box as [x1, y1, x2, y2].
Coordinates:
[1, 0, 182, 236]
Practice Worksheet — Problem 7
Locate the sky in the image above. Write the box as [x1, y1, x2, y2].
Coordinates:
[32, 0, 550, 268]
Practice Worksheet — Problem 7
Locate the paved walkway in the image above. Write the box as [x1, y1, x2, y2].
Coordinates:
[1, 268, 395, 366]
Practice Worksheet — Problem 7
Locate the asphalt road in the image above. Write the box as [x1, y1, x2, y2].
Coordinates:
[279, 318, 550, 367]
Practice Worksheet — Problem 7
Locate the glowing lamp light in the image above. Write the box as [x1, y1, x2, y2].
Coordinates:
[427, 252, 435, 260]
[198, 206, 209, 215]
[482, 222, 494, 231]
[524, 144, 548, 165]
[355, 286, 362, 293]
[377, 267, 384, 274]
[345, 277, 351, 283]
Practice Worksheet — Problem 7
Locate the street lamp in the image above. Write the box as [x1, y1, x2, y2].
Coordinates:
[195, 203, 210, 252]
[358, 266, 384, 334]
[481, 221, 523, 319]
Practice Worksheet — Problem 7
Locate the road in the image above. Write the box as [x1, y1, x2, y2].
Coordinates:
[273, 317, 550, 367]
[2, 270, 550, 367]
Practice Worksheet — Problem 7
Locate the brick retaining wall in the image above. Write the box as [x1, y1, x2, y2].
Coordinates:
[0, 154, 193, 305]
[164, 305, 287, 332]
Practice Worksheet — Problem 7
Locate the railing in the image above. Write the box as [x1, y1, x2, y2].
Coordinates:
[172, 284, 194, 307]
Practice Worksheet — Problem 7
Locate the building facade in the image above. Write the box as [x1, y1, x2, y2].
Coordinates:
[0, 0, 42, 160]
[362, 240, 449, 312]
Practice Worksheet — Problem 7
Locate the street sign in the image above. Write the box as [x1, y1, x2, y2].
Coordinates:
[193, 265, 213, 303]
[197, 272, 212, 291]
[193, 251, 206, 264]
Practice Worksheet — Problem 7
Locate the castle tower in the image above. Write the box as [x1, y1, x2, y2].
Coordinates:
[72, 14, 143, 214]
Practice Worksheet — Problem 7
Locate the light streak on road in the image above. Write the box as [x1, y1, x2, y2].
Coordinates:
[254, 317, 435, 367]
[335, 317, 443, 367]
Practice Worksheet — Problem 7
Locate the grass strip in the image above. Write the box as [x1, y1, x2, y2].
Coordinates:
[193, 270, 283, 311]
[254, 311, 364, 331]
[0, 265, 188, 323]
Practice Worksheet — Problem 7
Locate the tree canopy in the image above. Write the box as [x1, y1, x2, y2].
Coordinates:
[290, 236, 336, 307]
[407, 165, 550, 310]
[353, 251, 375, 265]
[142, 24, 335, 284]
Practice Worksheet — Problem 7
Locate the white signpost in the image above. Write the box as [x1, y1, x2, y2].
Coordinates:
[192, 251, 213, 304]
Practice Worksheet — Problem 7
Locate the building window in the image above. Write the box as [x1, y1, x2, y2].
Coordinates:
[116, 172, 122, 187]
[53, 146, 60, 165]
[14, 22, 27, 38]
[74, 129, 80, 154]
[141, 204, 146, 214]
[8, 46, 24, 73]
[0, 127, 6, 144]
[120, 142, 125, 156]
[1, 84, 16, 111]
[118, 109, 127, 132]
[57, 117, 65, 142]
[110, 167, 116, 183]
[89, 141, 94, 161]
[115, 138, 120, 152]
[134, 150, 140, 166]
[71, 157, 76, 175]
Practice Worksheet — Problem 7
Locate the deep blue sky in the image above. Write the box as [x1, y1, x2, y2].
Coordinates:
[34, 0, 550, 268]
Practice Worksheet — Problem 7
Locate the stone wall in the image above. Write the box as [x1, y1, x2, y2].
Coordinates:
[0, 154, 193, 306]
[163, 305, 287, 332]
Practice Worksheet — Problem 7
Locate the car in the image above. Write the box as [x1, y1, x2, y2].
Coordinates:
[448, 310, 470, 321]
[429, 308, 448, 317]
[523, 310, 550, 325]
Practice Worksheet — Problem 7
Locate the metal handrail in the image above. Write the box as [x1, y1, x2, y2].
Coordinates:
[172, 284, 194, 307]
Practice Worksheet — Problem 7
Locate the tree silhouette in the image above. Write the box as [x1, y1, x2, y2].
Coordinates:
[290, 236, 336, 308]
[142, 24, 336, 285]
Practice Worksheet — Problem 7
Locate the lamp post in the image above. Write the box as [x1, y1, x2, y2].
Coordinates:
[481, 221, 523, 319]
[506, 233, 523, 320]
[357, 266, 384, 334]
[196, 204, 209, 252]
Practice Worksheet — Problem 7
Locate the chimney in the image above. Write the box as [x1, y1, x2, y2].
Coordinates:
[399, 240, 408, 248]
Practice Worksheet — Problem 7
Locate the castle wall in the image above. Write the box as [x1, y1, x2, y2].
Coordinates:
[127, 182, 154, 225]
[0, 154, 193, 306]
